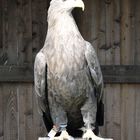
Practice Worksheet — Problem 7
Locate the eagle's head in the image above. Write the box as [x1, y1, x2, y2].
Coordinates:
[48, 0, 85, 28]
[49, 0, 85, 13]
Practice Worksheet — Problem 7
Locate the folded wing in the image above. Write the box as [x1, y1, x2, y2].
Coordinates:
[85, 41, 104, 102]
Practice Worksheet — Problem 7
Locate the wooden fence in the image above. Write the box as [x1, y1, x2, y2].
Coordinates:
[0, 0, 140, 140]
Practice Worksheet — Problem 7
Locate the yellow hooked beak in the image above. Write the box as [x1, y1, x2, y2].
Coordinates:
[75, 0, 85, 11]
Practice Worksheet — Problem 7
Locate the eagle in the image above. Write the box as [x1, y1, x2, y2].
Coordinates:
[34, 0, 104, 140]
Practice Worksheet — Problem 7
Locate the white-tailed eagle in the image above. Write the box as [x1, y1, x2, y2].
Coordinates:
[34, 0, 104, 139]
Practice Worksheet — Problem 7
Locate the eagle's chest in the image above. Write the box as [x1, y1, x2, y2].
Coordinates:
[47, 47, 91, 105]
[46, 46, 91, 106]
[46, 44, 86, 75]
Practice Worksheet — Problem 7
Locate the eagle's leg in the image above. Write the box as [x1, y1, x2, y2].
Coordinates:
[81, 97, 103, 140]
[48, 124, 74, 140]
[48, 101, 73, 140]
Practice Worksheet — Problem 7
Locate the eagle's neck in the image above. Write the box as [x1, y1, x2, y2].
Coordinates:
[44, 12, 86, 73]
[46, 12, 84, 45]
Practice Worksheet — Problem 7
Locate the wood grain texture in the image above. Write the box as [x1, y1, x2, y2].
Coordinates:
[16, 0, 26, 65]
[1, 83, 139, 140]
[0, 0, 2, 50]
[22, 0, 32, 64]
[32, 0, 48, 62]
[104, 84, 121, 140]
[7, 0, 18, 65]
[135, 84, 140, 140]
[98, 0, 106, 65]
[90, 0, 100, 53]
[113, 0, 121, 65]
[134, 0, 140, 64]
[0, 66, 33, 82]
[17, 84, 26, 140]
[120, 84, 136, 140]
[120, 0, 133, 65]
[0, 83, 46, 140]
[24, 84, 34, 140]
[33, 86, 46, 139]
[3, 84, 18, 140]
[105, 0, 114, 65]
[2, 0, 8, 51]
[112, 85, 121, 140]
[77, 0, 93, 41]
[0, 84, 4, 140]
[104, 84, 114, 138]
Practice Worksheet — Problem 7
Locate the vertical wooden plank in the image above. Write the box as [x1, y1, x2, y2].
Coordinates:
[103, 84, 121, 140]
[22, 0, 32, 64]
[89, 0, 100, 53]
[101, 84, 107, 137]
[80, 0, 90, 40]
[0, 0, 3, 50]
[113, 0, 121, 65]
[82, 0, 92, 40]
[38, 0, 48, 48]
[128, 85, 136, 140]
[130, 0, 136, 65]
[4, 84, 18, 140]
[121, 85, 136, 140]
[105, 0, 114, 65]
[0, 84, 4, 140]
[120, 0, 133, 65]
[120, 84, 126, 140]
[24, 84, 34, 140]
[74, 0, 105, 61]
[112, 85, 121, 140]
[2, 0, 8, 64]
[98, 0, 106, 65]
[33, 86, 46, 139]
[32, 0, 48, 62]
[134, 0, 140, 64]
[17, 84, 26, 140]
[78, 0, 100, 54]
[32, 0, 39, 62]
[105, 84, 121, 140]
[33, 86, 40, 139]
[120, 1, 135, 140]
[104, 84, 114, 138]
[74, 0, 95, 42]
[100, 84, 105, 136]
[99, 0, 121, 65]
[16, 0, 25, 65]
[7, 0, 18, 64]
[2, 0, 8, 50]
[135, 84, 140, 140]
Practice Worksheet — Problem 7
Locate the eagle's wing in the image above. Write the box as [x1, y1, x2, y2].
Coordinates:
[85, 41, 104, 102]
[34, 52, 47, 115]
